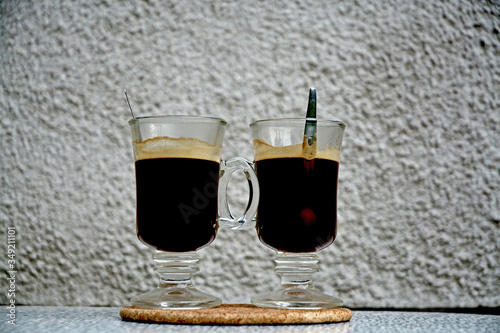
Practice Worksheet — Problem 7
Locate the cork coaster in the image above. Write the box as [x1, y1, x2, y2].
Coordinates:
[120, 304, 352, 325]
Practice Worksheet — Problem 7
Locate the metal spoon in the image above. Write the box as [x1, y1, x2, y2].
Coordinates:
[124, 89, 136, 119]
[304, 87, 317, 146]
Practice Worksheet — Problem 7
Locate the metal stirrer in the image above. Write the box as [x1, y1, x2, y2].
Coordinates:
[124, 89, 136, 119]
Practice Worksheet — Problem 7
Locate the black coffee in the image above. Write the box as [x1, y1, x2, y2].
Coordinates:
[255, 157, 339, 253]
[135, 158, 219, 252]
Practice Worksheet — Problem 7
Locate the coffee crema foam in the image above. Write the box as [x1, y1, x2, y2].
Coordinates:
[253, 139, 340, 162]
[133, 136, 220, 162]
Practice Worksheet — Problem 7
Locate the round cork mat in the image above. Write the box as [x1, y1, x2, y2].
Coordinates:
[120, 304, 352, 325]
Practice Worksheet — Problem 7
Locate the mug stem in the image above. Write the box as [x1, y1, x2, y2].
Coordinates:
[275, 252, 318, 288]
[154, 251, 199, 287]
[251, 252, 343, 309]
[130, 251, 221, 309]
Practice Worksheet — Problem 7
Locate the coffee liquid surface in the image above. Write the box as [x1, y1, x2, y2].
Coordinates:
[133, 137, 220, 252]
[254, 140, 340, 253]
[133, 136, 220, 162]
[254, 140, 340, 162]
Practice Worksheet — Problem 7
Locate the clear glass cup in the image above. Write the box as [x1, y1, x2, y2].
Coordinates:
[249, 118, 346, 309]
[128, 115, 259, 309]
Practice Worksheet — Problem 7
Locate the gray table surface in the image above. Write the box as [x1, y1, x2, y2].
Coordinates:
[1, 306, 498, 333]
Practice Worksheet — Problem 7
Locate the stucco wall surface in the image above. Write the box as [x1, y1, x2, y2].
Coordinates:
[0, 0, 499, 308]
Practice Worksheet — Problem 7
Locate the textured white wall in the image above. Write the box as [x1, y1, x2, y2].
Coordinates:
[1, 0, 499, 308]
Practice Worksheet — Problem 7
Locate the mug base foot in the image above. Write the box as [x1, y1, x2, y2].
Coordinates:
[131, 286, 221, 309]
[251, 287, 343, 309]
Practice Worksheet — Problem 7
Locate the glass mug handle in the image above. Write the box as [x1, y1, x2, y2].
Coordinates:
[218, 157, 259, 230]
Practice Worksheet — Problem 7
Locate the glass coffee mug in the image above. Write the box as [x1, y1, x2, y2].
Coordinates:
[128, 115, 259, 309]
[250, 118, 345, 309]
